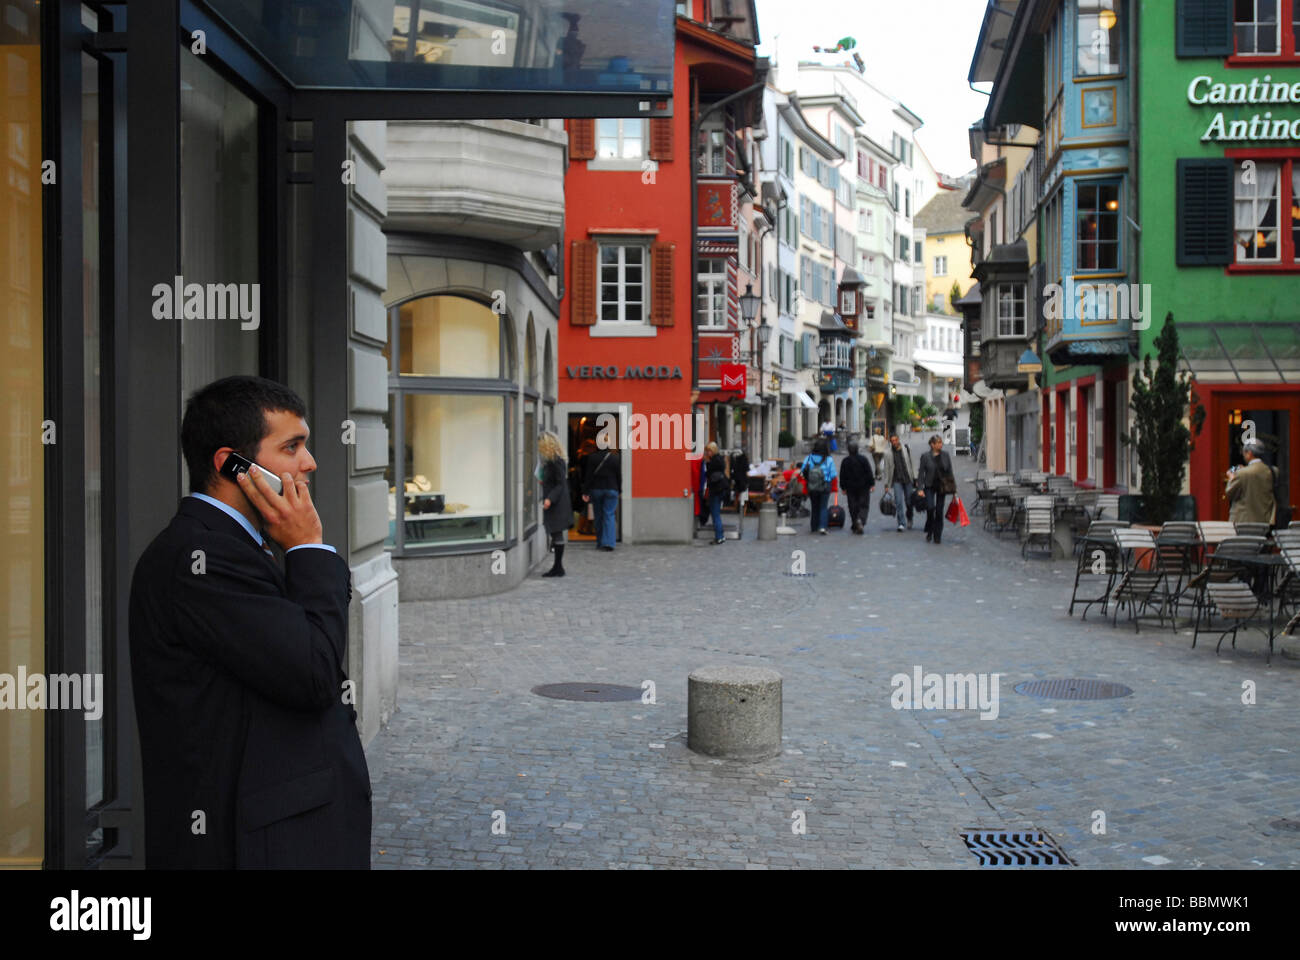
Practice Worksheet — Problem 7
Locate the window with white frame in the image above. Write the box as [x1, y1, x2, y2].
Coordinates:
[700, 120, 726, 175]
[598, 242, 648, 322]
[996, 283, 1027, 336]
[1234, 159, 1283, 263]
[934, 255, 948, 275]
[596, 118, 646, 160]
[697, 258, 727, 327]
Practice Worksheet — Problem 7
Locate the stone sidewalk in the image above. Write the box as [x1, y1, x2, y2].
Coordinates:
[366, 457, 1300, 869]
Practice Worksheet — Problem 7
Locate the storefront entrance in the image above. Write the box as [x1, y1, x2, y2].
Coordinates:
[567, 412, 623, 543]
[1191, 387, 1300, 521]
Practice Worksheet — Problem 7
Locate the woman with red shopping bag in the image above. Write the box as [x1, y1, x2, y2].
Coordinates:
[915, 434, 957, 544]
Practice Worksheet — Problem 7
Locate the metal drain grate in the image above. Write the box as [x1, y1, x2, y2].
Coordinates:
[531, 682, 643, 702]
[1014, 678, 1134, 700]
[960, 830, 1074, 867]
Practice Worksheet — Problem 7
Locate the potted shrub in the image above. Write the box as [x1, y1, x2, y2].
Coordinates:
[1122, 314, 1205, 524]
[778, 429, 796, 461]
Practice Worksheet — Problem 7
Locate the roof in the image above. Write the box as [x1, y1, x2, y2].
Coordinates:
[914, 188, 974, 235]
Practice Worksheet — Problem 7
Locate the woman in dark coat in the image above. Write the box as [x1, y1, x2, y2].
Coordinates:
[915, 433, 956, 545]
[539, 431, 573, 577]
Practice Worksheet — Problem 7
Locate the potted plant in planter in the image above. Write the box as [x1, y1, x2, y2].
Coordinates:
[778, 429, 796, 462]
[1122, 313, 1205, 524]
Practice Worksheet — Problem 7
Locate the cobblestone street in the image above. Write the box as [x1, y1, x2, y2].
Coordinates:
[367, 453, 1300, 870]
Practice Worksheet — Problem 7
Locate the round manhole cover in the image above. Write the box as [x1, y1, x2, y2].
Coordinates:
[1014, 678, 1134, 700]
[532, 682, 644, 702]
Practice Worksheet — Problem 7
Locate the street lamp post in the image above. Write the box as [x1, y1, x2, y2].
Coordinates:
[739, 283, 767, 457]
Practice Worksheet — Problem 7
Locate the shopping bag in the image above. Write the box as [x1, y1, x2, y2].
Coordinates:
[946, 496, 970, 526]
[880, 489, 895, 516]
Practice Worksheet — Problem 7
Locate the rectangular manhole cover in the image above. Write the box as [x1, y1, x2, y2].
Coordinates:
[960, 829, 1074, 867]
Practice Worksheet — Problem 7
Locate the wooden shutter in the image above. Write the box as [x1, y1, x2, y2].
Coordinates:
[570, 239, 598, 324]
[1176, 158, 1234, 266]
[1176, 0, 1234, 57]
[569, 118, 596, 160]
[648, 117, 673, 162]
[649, 241, 675, 326]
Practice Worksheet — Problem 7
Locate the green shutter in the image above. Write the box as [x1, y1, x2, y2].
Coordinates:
[1176, 0, 1233, 57]
[1176, 158, 1233, 266]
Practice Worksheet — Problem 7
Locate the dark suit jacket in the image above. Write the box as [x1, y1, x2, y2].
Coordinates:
[129, 496, 371, 868]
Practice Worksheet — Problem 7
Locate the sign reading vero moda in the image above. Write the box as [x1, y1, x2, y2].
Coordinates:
[566, 364, 684, 380]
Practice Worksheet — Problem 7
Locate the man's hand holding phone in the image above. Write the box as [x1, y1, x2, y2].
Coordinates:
[237, 464, 324, 550]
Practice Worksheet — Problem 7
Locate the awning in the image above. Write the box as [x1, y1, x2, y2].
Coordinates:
[795, 390, 818, 409]
[1178, 323, 1300, 383]
[916, 359, 964, 379]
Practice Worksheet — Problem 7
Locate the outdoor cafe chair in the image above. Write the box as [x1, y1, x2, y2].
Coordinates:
[1020, 506, 1055, 559]
[1187, 536, 1267, 645]
[1069, 520, 1129, 619]
[1273, 544, 1300, 620]
[1155, 524, 1203, 605]
[1199, 581, 1266, 655]
[1110, 528, 1174, 632]
[1272, 527, 1300, 552]
[1093, 493, 1120, 521]
[1235, 522, 1271, 538]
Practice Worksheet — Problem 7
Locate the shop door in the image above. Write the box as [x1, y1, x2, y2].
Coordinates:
[1216, 395, 1300, 522]
[567, 412, 623, 542]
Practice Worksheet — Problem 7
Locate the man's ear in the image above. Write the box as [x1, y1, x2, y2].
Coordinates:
[211, 447, 235, 480]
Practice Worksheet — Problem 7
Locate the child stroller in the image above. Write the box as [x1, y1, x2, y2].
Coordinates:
[773, 474, 809, 520]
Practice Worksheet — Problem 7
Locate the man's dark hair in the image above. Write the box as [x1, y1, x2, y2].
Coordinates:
[182, 375, 308, 493]
[812, 438, 829, 457]
[847, 441, 859, 455]
[889, 433, 900, 441]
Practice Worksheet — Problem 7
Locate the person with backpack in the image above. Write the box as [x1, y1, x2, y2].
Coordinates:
[838, 440, 875, 534]
[879, 433, 917, 532]
[703, 441, 731, 545]
[801, 438, 837, 535]
[581, 442, 622, 551]
[915, 433, 956, 544]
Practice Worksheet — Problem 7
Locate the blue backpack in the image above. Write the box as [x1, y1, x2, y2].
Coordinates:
[804, 456, 829, 494]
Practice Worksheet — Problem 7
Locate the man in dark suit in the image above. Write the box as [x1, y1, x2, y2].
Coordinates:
[129, 375, 371, 868]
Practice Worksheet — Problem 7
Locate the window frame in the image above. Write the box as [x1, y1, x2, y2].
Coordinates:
[1074, 178, 1123, 273]
[697, 257, 729, 327]
[591, 117, 648, 169]
[597, 240, 651, 324]
[995, 282, 1028, 338]
[1075, 0, 1125, 78]
[1225, 149, 1300, 272]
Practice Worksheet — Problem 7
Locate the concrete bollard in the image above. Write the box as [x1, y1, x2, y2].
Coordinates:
[758, 501, 777, 540]
[687, 665, 783, 761]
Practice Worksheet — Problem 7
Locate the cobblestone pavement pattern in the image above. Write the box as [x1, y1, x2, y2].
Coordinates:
[367, 438, 1300, 869]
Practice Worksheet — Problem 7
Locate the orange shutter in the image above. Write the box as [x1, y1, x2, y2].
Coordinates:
[569, 119, 595, 160]
[570, 239, 598, 325]
[648, 117, 673, 162]
[649, 241, 675, 326]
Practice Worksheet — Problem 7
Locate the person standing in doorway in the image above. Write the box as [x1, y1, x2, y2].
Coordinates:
[582, 442, 621, 551]
[916, 434, 956, 544]
[838, 440, 875, 534]
[880, 433, 916, 532]
[801, 438, 837, 534]
[1225, 439, 1277, 525]
[538, 431, 573, 576]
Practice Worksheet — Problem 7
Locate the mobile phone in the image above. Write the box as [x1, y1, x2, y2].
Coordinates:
[220, 451, 283, 495]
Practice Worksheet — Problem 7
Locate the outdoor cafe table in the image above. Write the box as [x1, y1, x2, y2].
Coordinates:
[1208, 552, 1288, 663]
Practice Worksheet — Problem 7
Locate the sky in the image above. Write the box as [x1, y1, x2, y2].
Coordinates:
[753, 0, 991, 177]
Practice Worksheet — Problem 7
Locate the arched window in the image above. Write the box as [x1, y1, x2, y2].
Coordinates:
[543, 331, 555, 400]
[386, 294, 512, 552]
[525, 314, 538, 392]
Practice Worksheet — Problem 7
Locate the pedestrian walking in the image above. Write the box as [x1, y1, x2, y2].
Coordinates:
[868, 426, 887, 476]
[880, 433, 917, 531]
[821, 416, 837, 452]
[538, 431, 573, 576]
[703, 441, 731, 544]
[582, 442, 621, 551]
[838, 440, 875, 534]
[801, 438, 837, 534]
[915, 433, 956, 544]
